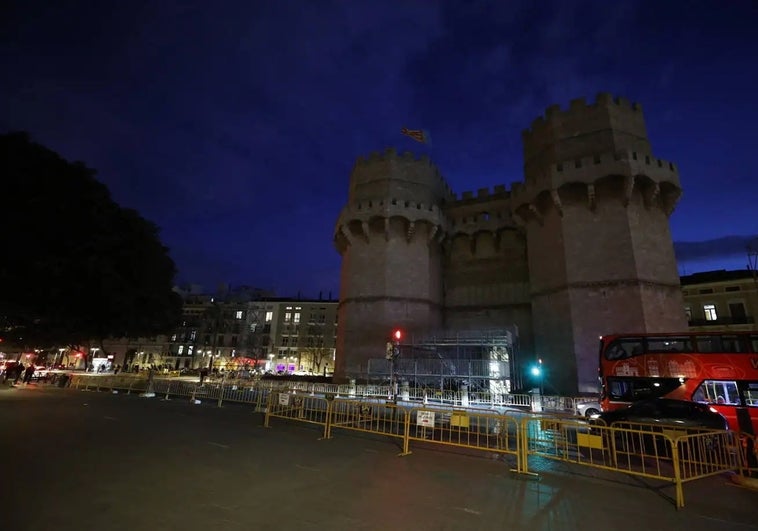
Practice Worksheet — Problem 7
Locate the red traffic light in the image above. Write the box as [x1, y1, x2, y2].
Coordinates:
[393, 329, 402, 341]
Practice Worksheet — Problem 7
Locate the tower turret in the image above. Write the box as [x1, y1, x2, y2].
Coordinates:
[514, 94, 686, 393]
[333, 148, 452, 378]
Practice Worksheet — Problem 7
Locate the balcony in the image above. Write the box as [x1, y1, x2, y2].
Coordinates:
[688, 316, 755, 327]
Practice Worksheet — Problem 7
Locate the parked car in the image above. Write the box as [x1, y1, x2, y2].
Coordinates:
[576, 400, 601, 418]
[595, 398, 728, 431]
[33, 366, 50, 380]
[592, 398, 729, 457]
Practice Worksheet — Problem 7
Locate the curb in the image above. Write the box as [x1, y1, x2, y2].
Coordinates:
[730, 473, 758, 490]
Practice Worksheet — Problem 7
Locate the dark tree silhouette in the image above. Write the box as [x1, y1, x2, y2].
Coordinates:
[0, 132, 182, 359]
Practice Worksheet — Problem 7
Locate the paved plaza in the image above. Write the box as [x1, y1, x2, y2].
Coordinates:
[1, 385, 757, 531]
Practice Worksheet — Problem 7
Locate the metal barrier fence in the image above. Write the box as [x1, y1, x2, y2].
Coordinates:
[59, 374, 753, 508]
[407, 407, 522, 471]
[520, 415, 744, 508]
[328, 398, 409, 452]
[264, 392, 330, 439]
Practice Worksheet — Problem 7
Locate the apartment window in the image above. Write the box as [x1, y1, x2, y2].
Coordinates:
[170, 334, 177, 342]
[685, 307, 692, 321]
[699, 288, 714, 294]
[217, 335, 225, 347]
[235, 310, 243, 320]
[178, 345, 184, 355]
[729, 302, 747, 319]
[704, 304, 718, 321]
[265, 311, 273, 322]
[294, 312, 300, 324]
[231, 336, 238, 347]
[190, 330, 197, 341]
[725, 286, 741, 292]
[282, 337, 289, 346]
[188, 346, 194, 356]
[284, 312, 291, 323]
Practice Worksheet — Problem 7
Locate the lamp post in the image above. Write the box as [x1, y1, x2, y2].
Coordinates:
[386, 329, 402, 403]
[538, 358, 544, 395]
[529, 359, 545, 412]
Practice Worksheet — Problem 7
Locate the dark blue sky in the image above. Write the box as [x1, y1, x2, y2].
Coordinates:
[2, 1, 757, 297]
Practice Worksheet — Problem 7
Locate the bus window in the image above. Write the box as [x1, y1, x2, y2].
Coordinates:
[646, 336, 692, 353]
[606, 377, 680, 401]
[695, 335, 720, 353]
[605, 338, 643, 360]
[751, 336, 758, 353]
[696, 335, 747, 353]
[720, 335, 748, 353]
[744, 382, 758, 407]
[694, 380, 740, 405]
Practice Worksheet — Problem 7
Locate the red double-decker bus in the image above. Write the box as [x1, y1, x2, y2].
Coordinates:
[598, 331, 758, 434]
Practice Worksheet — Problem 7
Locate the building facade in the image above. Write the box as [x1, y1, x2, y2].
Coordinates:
[97, 293, 338, 375]
[334, 94, 687, 393]
[681, 270, 758, 331]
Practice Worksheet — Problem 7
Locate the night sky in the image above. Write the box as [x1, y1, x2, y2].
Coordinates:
[2, 1, 757, 297]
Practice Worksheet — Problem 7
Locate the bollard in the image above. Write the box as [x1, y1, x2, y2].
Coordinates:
[217, 374, 227, 408]
[461, 382, 469, 408]
[348, 378, 356, 398]
[530, 388, 542, 412]
[400, 380, 410, 401]
[164, 381, 172, 400]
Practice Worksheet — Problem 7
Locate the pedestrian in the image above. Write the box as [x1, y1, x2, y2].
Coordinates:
[13, 363, 25, 385]
[23, 364, 35, 384]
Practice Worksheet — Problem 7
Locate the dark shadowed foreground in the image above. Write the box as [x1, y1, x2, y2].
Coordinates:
[1, 386, 756, 531]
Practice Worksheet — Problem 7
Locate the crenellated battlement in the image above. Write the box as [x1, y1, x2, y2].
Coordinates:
[522, 93, 650, 172]
[354, 147, 432, 166]
[450, 183, 512, 203]
[523, 93, 642, 136]
[349, 147, 455, 205]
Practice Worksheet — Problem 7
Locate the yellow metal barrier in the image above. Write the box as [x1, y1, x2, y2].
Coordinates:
[522, 416, 747, 508]
[521, 416, 683, 503]
[407, 407, 522, 472]
[676, 430, 741, 483]
[328, 399, 410, 454]
[264, 391, 331, 439]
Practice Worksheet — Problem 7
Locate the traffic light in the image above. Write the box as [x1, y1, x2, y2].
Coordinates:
[393, 329, 402, 342]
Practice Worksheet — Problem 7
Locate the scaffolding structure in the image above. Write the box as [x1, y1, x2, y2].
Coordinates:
[360, 327, 519, 393]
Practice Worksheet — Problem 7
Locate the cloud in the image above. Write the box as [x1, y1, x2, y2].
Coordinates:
[674, 235, 758, 262]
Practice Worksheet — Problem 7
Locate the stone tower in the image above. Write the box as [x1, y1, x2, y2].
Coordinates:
[333, 148, 452, 376]
[513, 93, 686, 393]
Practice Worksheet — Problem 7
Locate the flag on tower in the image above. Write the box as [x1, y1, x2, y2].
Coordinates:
[401, 127, 429, 144]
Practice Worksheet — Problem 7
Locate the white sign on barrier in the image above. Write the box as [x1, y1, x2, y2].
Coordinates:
[278, 393, 290, 406]
[417, 411, 435, 428]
